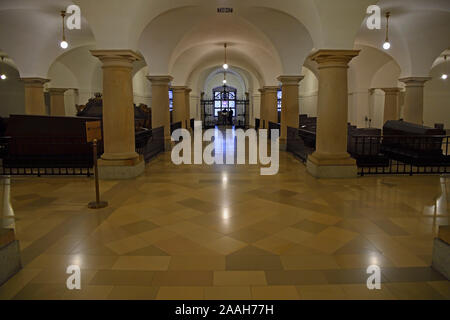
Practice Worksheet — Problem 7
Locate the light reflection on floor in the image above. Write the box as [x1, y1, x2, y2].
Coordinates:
[0, 136, 449, 300]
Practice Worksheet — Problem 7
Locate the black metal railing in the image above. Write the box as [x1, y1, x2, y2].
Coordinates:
[0, 136, 99, 176]
[136, 126, 165, 163]
[351, 135, 450, 176]
[0, 126, 166, 176]
[268, 122, 280, 139]
[171, 121, 182, 134]
[286, 127, 314, 162]
[286, 126, 450, 176]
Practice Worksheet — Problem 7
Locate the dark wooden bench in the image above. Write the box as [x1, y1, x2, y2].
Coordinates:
[2, 115, 100, 170]
[382, 120, 449, 166]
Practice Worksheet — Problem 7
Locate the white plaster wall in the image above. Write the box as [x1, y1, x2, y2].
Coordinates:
[0, 62, 25, 116]
[299, 67, 318, 117]
[132, 66, 152, 107]
[424, 63, 450, 129]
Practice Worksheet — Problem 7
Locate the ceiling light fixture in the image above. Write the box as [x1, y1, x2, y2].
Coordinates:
[441, 55, 448, 80]
[383, 12, 391, 50]
[223, 43, 229, 70]
[60, 11, 69, 49]
[0, 56, 6, 80]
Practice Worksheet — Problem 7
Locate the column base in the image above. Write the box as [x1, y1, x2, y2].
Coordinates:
[306, 153, 357, 178]
[0, 229, 22, 286]
[98, 156, 145, 180]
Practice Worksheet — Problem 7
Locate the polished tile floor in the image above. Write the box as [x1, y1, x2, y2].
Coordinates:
[0, 134, 449, 300]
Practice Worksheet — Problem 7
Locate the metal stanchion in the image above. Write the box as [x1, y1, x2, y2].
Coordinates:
[88, 139, 108, 209]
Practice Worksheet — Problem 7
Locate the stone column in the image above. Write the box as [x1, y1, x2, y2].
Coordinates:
[399, 77, 431, 125]
[258, 88, 266, 128]
[148, 76, 173, 149]
[48, 88, 68, 116]
[278, 76, 304, 144]
[91, 50, 144, 179]
[381, 88, 401, 124]
[21, 78, 49, 115]
[172, 86, 187, 128]
[185, 88, 192, 129]
[306, 50, 360, 178]
[263, 86, 279, 127]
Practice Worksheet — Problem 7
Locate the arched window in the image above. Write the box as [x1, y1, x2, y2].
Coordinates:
[277, 89, 282, 112]
[213, 85, 237, 116]
[169, 89, 173, 111]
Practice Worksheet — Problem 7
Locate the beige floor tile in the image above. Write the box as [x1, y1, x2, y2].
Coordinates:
[251, 286, 300, 300]
[385, 282, 447, 300]
[153, 236, 218, 256]
[301, 235, 350, 254]
[105, 235, 149, 255]
[107, 286, 159, 300]
[273, 228, 314, 244]
[169, 256, 225, 271]
[318, 227, 358, 243]
[204, 286, 252, 300]
[297, 285, 349, 300]
[156, 286, 204, 300]
[214, 271, 267, 286]
[138, 228, 178, 244]
[333, 253, 395, 269]
[254, 236, 295, 255]
[62, 285, 113, 300]
[0, 268, 41, 300]
[152, 271, 213, 286]
[427, 281, 450, 299]
[112, 256, 171, 271]
[340, 284, 397, 300]
[205, 237, 247, 255]
[281, 255, 340, 270]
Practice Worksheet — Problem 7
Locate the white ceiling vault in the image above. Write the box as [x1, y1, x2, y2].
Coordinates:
[0, 0, 449, 87]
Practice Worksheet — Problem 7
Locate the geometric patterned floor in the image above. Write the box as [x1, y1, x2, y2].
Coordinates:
[0, 147, 449, 299]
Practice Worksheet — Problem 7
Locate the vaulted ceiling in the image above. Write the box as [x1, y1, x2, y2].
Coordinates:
[0, 0, 449, 85]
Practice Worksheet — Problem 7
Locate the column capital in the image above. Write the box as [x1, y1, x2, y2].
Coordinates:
[185, 88, 192, 94]
[171, 86, 188, 92]
[263, 86, 280, 93]
[47, 88, 68, 95]
[399, 77, 431, 87]
[369, 88, 376, 95]
[277, 75, 304, 85]
[91, 50, 141, 68]
[20, 77, 50, 87]
[310, 49, 360, 68]
[381, 87, 402, 94]
[258, 88, 265, 94]
[147, 75, 173, 86]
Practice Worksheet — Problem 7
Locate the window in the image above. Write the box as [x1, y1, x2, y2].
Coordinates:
[277, 89, 282, 112]
[212, 85, 237, 117]
[169, 89, 173, 111]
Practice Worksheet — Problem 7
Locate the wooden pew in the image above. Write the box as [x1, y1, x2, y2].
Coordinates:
[3, 115, 100, 171]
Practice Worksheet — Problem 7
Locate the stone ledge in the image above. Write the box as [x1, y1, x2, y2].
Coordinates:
[432, 238, 450, 280]
[0, 239, 22, 286]
[438, 225, 450, 245]
[0, 228, 15, 249]
[98, 158, 145, 180]
[306, 158, 357, 178]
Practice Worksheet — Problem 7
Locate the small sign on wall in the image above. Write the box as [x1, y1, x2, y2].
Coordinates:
[85, 121, 102, 142]
[217, 8, 233, 13]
